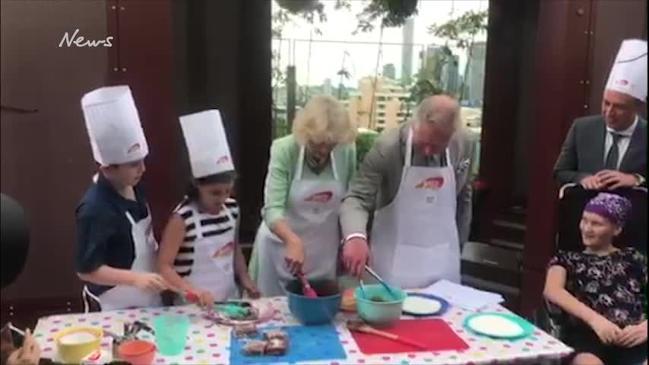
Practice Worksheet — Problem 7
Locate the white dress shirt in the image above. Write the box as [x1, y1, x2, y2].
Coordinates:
[604, 115, 638, 169]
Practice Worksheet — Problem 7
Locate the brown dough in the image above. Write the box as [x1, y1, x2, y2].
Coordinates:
[263, 330, 288, 342]
[242, 340, 266, 356]
[265, 338, 288, 356]
[233, 323, 258, 338]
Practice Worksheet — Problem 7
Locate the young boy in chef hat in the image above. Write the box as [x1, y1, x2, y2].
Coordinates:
[76, 86, 172, 312]
[158, 110, 259, 307]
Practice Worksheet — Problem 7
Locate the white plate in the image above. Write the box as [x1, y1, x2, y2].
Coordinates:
[466, 314, 524, 338]
[403, 296, 442, 315]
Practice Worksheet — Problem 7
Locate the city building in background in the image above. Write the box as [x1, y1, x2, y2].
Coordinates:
[382, 63, 396, 80]
[270, 0, 488, 157]
[463, 41, 487, 107]
[343, 76, 411, 131]
[401, 17, 415, 86]
[441, 54, 460, 95]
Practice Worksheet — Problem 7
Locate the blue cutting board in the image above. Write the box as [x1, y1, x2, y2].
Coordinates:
[229, 324, 347, 364]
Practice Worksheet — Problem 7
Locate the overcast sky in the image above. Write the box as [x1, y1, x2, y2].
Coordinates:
[273, 0, 488, 87]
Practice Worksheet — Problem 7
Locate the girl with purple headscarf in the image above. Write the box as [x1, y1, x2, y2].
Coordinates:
[544, 193, 647, 365]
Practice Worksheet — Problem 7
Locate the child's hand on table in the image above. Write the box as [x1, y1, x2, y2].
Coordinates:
[197, 290, 215, 309]
[133, 273, 169, 292]
[241, 279, 261, 299]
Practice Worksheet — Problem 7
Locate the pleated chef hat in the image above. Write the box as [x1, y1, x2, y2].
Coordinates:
[81, 86, 148, 165]
[605, 39, 647, 101]
[179, 110, 234, 178]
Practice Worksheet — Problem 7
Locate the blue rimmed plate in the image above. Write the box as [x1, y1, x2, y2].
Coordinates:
[402, 293, 449, 317]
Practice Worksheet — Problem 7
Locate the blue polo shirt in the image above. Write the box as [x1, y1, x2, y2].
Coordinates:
[75, 173, 149, 296]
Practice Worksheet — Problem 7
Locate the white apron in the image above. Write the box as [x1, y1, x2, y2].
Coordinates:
[256, 147, 345, 296]
[83, 210, 162, 312]
[370, 128, 461, 289]
[183, 207, 238, 302]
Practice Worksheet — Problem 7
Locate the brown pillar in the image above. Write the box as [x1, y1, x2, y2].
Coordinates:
[107, 0, 183, 236]
[521, 0, 594, 315]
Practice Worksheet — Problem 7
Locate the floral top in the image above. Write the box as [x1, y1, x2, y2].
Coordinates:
[548, 247, 647, 327]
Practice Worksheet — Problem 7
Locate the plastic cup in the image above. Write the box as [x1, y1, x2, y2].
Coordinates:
[153, 315, 190, 356]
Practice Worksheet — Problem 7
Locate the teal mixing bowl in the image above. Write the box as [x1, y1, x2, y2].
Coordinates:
[355, 284, 407, 326]
[286, 279, 342, 325]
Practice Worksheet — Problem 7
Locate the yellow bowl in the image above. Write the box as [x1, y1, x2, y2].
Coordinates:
[54, 327, 103, 364]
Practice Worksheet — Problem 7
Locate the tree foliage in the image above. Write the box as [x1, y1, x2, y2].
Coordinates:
[274, 0, 418, 35]
[428, 10, 488, 49]
[427, 9, 488, 100]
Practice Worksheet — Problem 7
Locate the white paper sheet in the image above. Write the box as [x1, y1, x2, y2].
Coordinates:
[419, 280, 505, 311]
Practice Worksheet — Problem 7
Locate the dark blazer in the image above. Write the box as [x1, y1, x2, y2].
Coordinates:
[553, 115, 647, 185]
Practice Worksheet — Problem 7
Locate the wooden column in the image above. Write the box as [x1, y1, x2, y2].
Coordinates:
[475, 0, 528, 240]
[236, 0, 272, 242]
[107, 0, 183, 235]
[521, 0, 594, 315]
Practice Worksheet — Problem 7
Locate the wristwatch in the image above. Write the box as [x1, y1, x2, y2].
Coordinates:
[634, 174, 646, 187]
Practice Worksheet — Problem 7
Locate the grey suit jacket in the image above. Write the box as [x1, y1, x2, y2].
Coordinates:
[554, 115, 647, 185]
[340, 121, 477, 245]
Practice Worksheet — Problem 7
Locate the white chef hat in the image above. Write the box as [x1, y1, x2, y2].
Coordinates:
[179, 110, 234, 179]
[81, 86, 148, 165]
[605, 39, 647, 101]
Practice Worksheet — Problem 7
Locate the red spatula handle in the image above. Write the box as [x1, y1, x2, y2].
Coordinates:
[297, 272, 318, 298]
[185, 290, 200, 303]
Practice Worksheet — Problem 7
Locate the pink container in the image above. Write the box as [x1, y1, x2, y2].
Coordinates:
[117, 340, 156, 365]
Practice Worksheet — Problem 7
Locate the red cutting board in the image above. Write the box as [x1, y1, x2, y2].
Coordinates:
[351, 319, 469, 354]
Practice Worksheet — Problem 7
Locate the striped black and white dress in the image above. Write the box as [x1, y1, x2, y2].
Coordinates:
[172, 197, 239, 278]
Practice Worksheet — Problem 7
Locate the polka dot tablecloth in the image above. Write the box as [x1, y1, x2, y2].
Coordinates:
[34, 297, 572, 364]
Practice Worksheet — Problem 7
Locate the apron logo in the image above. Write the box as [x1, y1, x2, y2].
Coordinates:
[216, 155, 230, 165]
[127, 143, 141, 154]
[213, 241, 234, 258]
[415, 177, 445, 190]
[304, 191, 333, 203]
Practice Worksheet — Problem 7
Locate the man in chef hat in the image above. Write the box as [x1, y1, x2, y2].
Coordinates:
[158, 110, 258, 308]
[554, 39, 647, 190]
[75, 85, 172, 311]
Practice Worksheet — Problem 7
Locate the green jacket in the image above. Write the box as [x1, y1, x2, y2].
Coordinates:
[249, 135, 357, 281]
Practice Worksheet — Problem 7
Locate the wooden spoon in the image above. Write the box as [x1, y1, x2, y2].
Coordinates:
[346, 320, 428, 351]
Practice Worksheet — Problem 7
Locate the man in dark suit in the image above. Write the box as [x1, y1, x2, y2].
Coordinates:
[554, 39, 647, 190]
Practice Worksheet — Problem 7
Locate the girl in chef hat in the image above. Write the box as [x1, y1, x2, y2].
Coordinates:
[158, 110, 259, 307]
[544, 193, 647, 365]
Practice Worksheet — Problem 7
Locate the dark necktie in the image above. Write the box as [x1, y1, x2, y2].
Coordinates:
[604, 132, 623, 170]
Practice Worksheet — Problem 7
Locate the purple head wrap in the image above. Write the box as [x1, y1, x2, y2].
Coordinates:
[583, 192, 632, 227]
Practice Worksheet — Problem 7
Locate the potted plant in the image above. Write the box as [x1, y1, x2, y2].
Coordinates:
[276, 0, 323, 14]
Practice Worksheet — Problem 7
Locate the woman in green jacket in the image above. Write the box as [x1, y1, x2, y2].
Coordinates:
[251, 95, 357, 296]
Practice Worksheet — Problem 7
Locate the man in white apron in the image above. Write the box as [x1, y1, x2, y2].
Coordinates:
[75, 86, 170, 311]
[340, 95, 476, 289]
